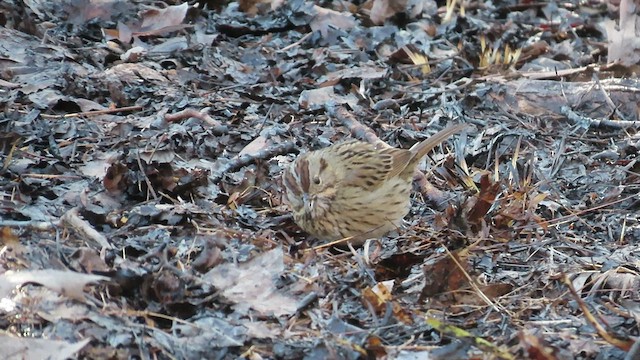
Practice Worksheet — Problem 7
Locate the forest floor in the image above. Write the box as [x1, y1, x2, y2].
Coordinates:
[1, 0, 640, 359]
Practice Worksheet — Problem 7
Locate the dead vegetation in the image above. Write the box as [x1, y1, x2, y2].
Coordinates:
[1, 0, 640, 359]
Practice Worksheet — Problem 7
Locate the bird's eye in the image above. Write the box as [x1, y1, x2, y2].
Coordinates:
[312, 175, 321, 185]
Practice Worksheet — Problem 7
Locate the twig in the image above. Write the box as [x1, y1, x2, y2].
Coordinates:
[0, 220, 59, 230]
[442, 246, 508, 316]
[277, 32, 312, 52]
[1, 132, 20, 172]
[325, 104, 388, 148]
[138, 238, 196, 282]
[561, 274, 633, 351]
[531, 194, 635, 230]
[61, 207, 113, 249]
[413, 171, 447, 206]
[165, 108, 228, 134]
[592, 73, 628, 122]
[20, 173, 82, 180]
[624, 338, 640, 360]
[561, 106, 640, 129]
[210, 142, 297, 183]
[135, 149, 158, 201]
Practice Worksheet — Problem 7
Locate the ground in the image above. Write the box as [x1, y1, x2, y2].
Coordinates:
[1, 0, 640, 359]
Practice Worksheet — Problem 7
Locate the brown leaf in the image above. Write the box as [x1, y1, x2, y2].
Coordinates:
[139, 3, 188, 34]
[467, 174, 500, 224]
[0, 227, 19, 246]
[518, 331, 560, 360]
[369, 0, 407, 25]
[103, 162, 129, 195]
[421, 251, 469, 298]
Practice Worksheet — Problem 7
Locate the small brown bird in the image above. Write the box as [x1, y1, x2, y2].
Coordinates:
[282, 123, 467, 244]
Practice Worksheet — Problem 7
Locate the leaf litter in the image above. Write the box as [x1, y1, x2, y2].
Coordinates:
[1, 0, 640, 358]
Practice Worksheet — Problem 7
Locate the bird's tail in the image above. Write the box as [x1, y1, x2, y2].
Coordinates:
[410, 123, 468, 161]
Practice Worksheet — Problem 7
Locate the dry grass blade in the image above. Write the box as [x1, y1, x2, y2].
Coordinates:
[561, 274, 634, 351]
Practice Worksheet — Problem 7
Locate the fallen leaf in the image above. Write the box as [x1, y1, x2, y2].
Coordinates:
[310, 5, 356, 38]
[603, 0, 640, 65]
[0, 269, 109, 301]
[203, 248, 298, 316]
[0, 335, 90, 360]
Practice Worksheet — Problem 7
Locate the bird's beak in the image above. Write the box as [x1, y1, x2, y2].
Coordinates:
[303, 193, 314, 211]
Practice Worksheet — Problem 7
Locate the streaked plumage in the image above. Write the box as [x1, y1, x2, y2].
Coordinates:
[283, 124, 466, 244]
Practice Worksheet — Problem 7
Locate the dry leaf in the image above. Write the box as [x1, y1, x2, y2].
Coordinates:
[0, 335, 90, 360]
[203, 248, 298, 316]
[0, 270, 109, 301]
[603, 0, 640, 65]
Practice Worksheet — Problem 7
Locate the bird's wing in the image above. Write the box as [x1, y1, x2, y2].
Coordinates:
[380, 147, 412, 180]
[332, 140, 403, 191]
